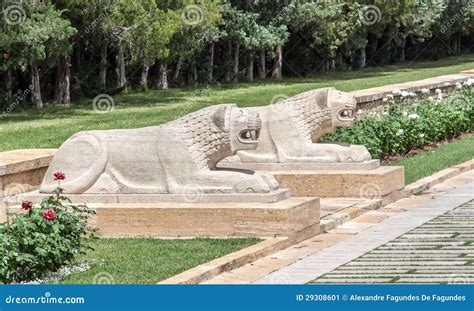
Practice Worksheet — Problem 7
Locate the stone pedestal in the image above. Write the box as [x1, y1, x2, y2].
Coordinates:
[218, 159, 381, 171]
[0, 149, 56, 223]
[7, 197, 320, 238]
[17, 189, 290, 204]
[272, 166, 404, 205]
[0, 149, 55, 195]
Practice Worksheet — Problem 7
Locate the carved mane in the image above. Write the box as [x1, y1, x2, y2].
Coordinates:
[176, 105, 232, 169]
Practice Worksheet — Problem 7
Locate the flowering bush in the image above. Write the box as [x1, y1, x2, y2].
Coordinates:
[0, 173, 96, 284]
[323, 87, 474, 159]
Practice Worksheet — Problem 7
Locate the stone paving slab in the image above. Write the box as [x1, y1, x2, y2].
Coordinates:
[255, 178, 474, 284]
[312, 199, 474, 284]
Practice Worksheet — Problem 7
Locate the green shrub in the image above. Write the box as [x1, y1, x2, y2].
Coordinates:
[323, 88, 474, 159]
[0, 173, 96, 284]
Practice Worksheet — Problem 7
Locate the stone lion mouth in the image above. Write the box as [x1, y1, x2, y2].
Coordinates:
[338, 108, 355, 121]
[239, 129, 260, 143]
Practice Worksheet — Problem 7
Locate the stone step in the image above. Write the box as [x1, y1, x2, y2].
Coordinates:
[345, 261, 468, 266]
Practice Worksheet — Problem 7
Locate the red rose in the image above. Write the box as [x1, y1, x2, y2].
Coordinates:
[53, 172, 65, 181]
[43, 209, 57, 221]
[21, 201, 32, 210]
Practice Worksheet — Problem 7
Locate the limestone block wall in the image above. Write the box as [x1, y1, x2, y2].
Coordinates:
[352, 71, 474, 113]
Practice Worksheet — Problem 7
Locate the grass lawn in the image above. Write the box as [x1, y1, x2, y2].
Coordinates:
[391, 134, 474, 185]
[1, 54, 474, 151]
[58, 237, 260, 284]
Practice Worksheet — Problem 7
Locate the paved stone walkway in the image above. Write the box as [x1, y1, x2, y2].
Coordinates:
[313, 199, 474, 283]
[254, 178, 474, 284]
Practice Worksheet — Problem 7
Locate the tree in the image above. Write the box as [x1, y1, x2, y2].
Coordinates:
[284, 1, 365, 70]
[168, 1, 223, 86]
[0, 1, 76, 108]
[121, 1, 180, 90]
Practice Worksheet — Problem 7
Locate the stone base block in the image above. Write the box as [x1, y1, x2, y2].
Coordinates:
[272, 166, 404, 204]
[0, 149, 56, 197]
[16, 188, 290, 204]
[94, 197, 319, 237]
[7, 197, 320, 237]
[218, 159, 380, 171]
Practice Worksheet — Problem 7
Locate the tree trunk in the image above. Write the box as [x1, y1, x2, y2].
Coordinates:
[140, 62, 149, 90]
[399, 40, 406, 62]
[55, 53, 71, 105]
[232, 42, 240, 83]
[158, 62, 168, 90]
[115, 46, 127, 92]
[99, 44, 108, 91]
[271, 45, 283, 79]
[5, 69, 12, 103]
[367, 33, 378, 59]
[173, 55, 183, 82]
[258, 48, 266, 79]
[458, 33, 462, 53]
[335, 53, 345, 70]
[359, 48, 366, 68]
[225, 41, 232, 82]
[247, 52, 254, 82]
[207, 42, 214, 83]
[30, 62, 43, 108]
[75, 40, 82, 69]
[192, 61, 198, 83]
[329, 58, 336, 71]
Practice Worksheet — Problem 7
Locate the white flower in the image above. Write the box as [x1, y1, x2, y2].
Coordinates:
[444, 82, 450, 87]
[437, 93, 443, 101]
[382, 97, 388, 102]
[428, 96, 434, 101]
[387, 94, 394, 99]
[357, 109, 363, 114]
[402, 111, 408, 117]
[396, 129, 404, 136]
[408, 113, 419, 120]
[421, 88, 430, 94]
[435, 88, 442, 94]
[401, 91, 410, 97]
[419, 133, 425, 138]
[409, 92, 416, 97]
[464, 78, 474, 87]
[456, 82, 462, 89]
[382, 111, 389, 116]
[392, 89, 401, 95]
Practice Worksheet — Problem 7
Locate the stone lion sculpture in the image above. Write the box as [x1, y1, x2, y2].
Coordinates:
[227, 87, 371, 164]
[40, 104, 278, 194]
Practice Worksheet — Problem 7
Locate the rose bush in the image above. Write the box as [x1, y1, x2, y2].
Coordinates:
[323, 87, 474, 159]
[0, 173, 96, 284]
